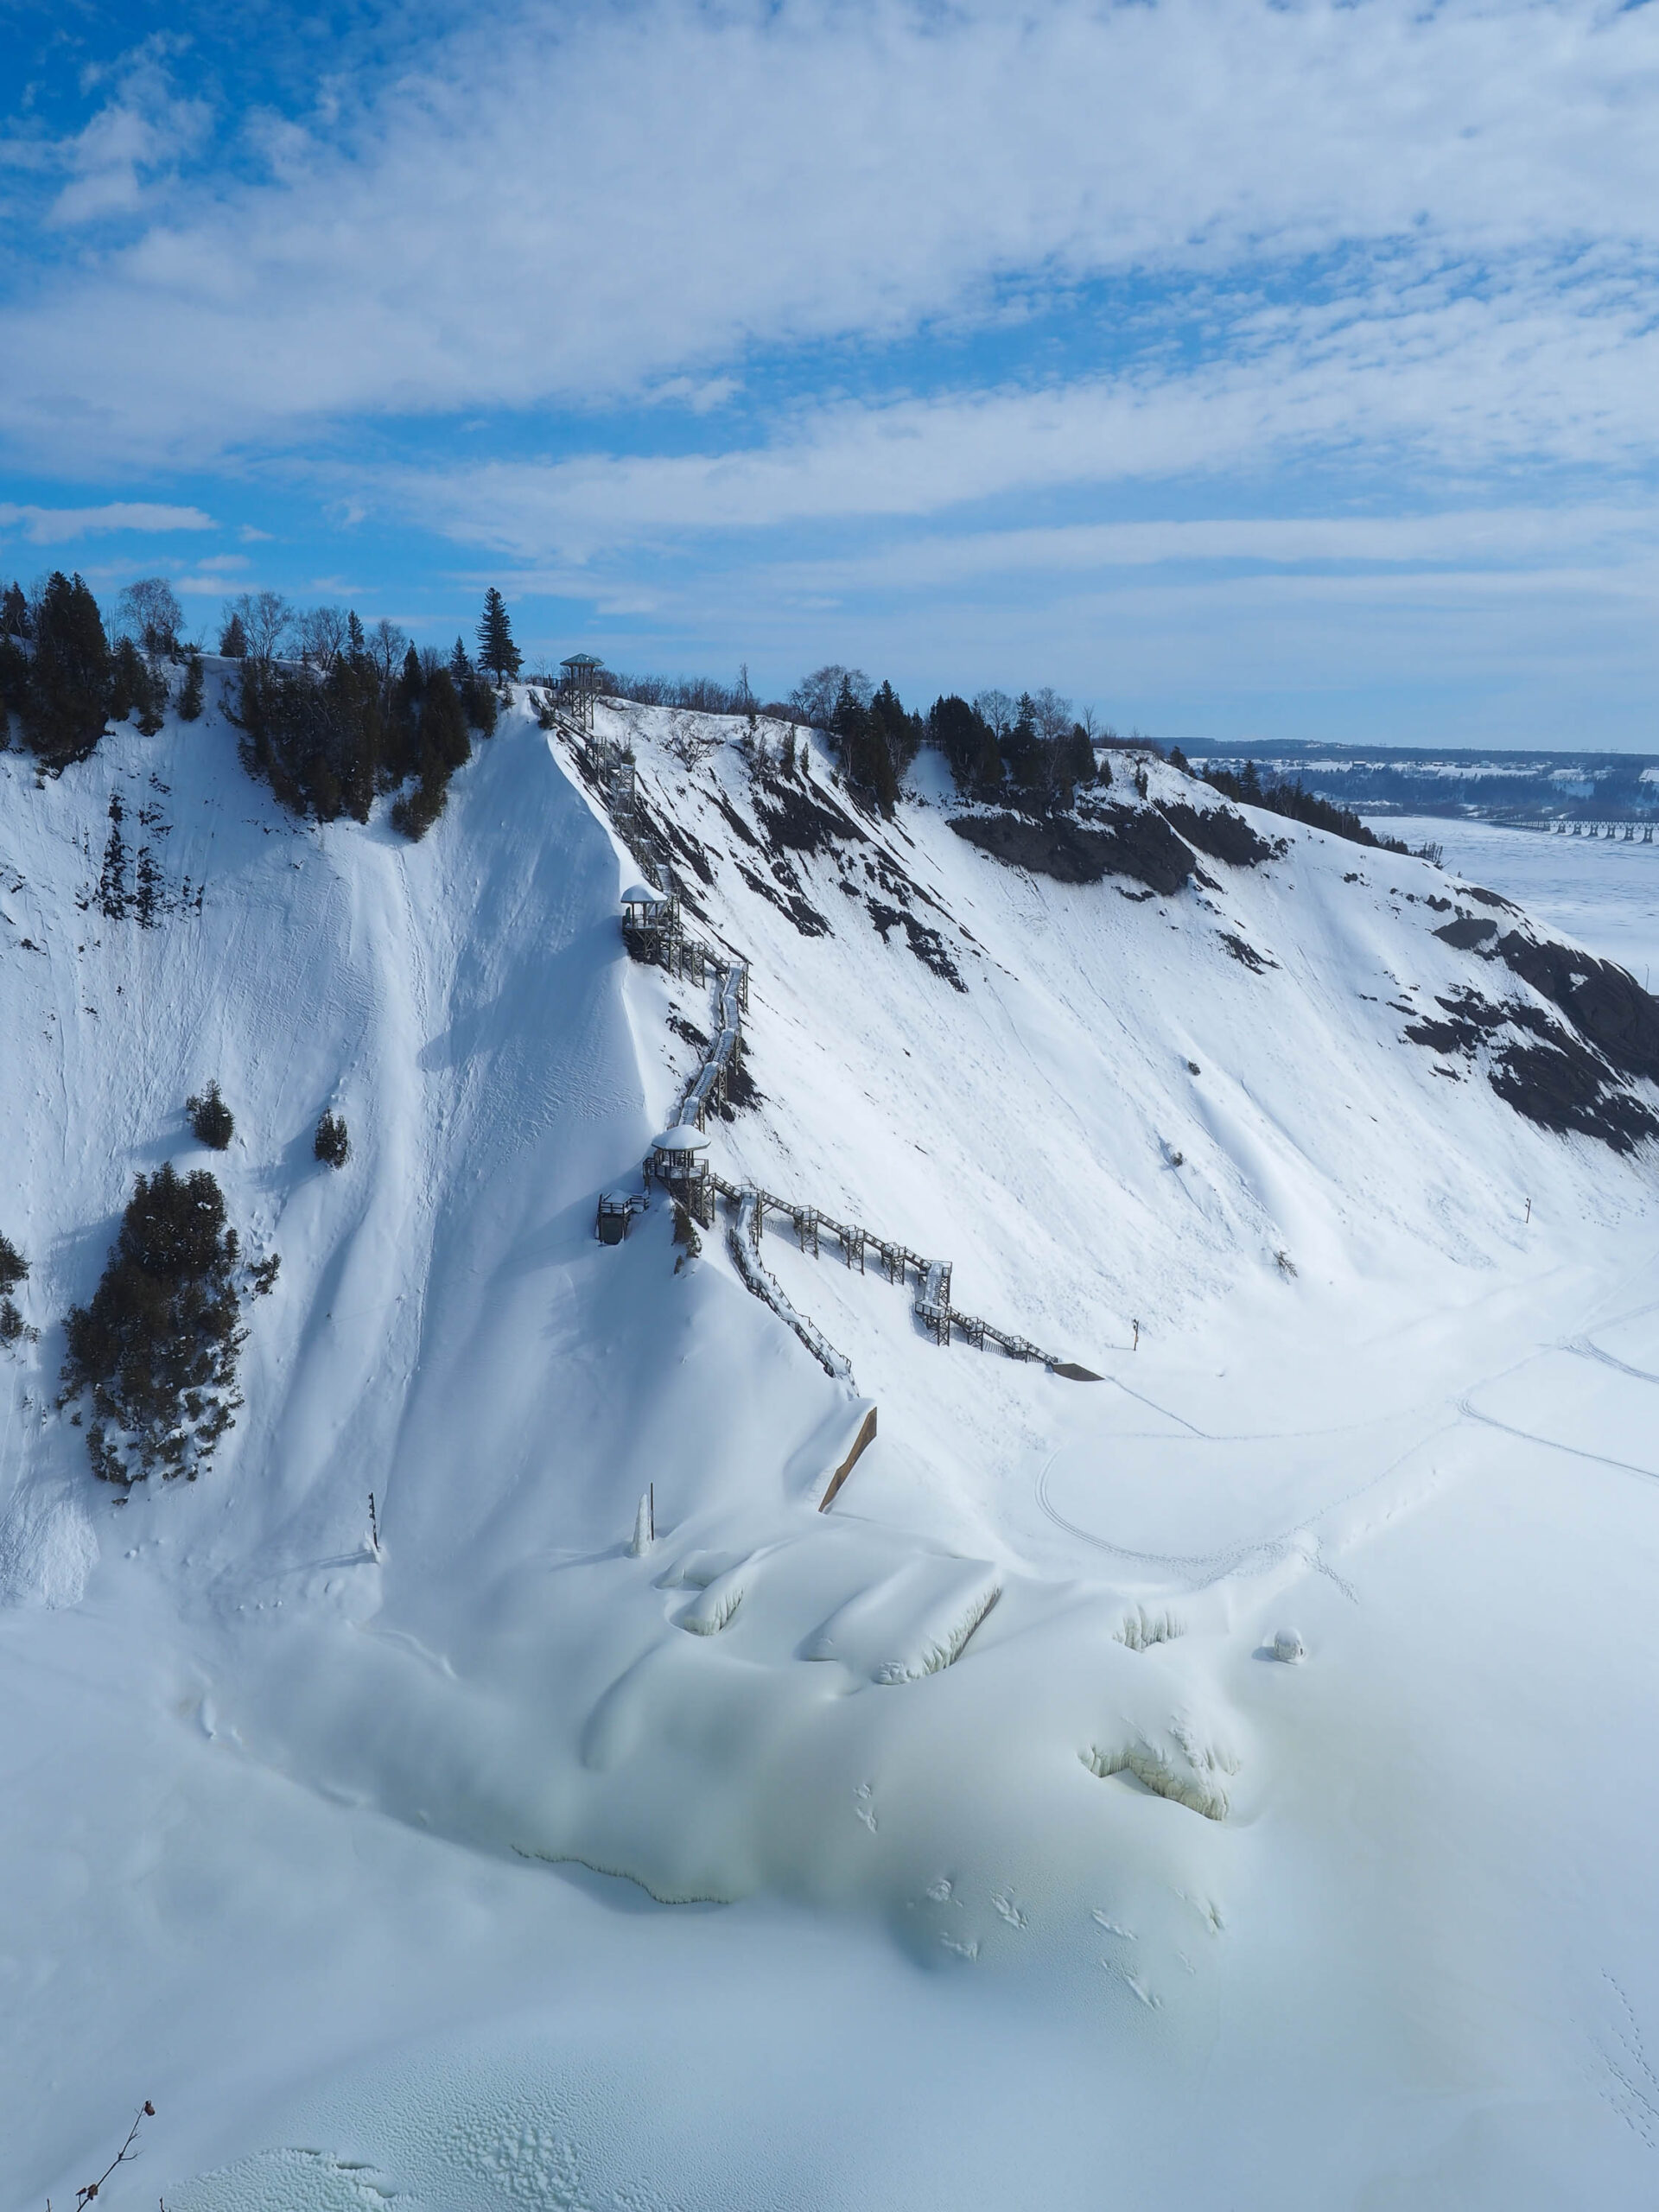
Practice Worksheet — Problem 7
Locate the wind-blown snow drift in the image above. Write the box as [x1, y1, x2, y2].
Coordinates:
[5, 683, 1659, 2206]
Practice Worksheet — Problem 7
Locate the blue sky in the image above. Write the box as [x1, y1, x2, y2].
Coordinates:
[3, 0, 1657, 747]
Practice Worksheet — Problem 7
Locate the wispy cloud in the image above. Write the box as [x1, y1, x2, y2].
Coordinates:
[3, 0, 1656, 742]
[1, 0, 1656, 464]
[0, 501, 217, 543]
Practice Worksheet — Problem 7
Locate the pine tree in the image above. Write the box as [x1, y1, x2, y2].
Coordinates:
[1061, 722, 1096, 790]
[60, 1162, 245, 1482]
[187, 1081, 234, 1149]
[134, 842, 161, 925]
[98, 792, 129, 918]
[928, 695, 1002, 796]
[23, 571, 110, 769]
[422, 667, 471, 772]
[1, 582, 29, 639]
[315, 1110, 350, 1167]
[0, 1230, 26, 1346]
[219, 610, 248, 658]
[177, 649, 205, 721]
[475, 588, 521, 683]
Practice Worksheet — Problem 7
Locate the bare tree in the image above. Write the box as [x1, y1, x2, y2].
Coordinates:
[297, 603, 349, 673]
[224, 590, 293, 664]
[118, 577, 184, 661]
[1032, 686, 1073, 743]
[789, 664, 869, 730]
[369, 618, 408, 698]
[972, 688, 1015, 741]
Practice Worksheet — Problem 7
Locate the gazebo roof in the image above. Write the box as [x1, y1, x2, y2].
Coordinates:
[652, 1124, 709, 1153]
[561, 652, 604, 671]
[621, 882, 660, 906]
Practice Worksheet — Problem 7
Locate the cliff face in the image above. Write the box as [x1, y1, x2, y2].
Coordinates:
[4, 692, 1659, 2207]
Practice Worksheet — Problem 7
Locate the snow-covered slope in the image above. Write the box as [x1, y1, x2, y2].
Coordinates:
[5, 687, 1659, 2206]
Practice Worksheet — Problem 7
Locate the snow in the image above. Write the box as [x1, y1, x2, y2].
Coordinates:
[4, 692, 1659, 2203]
[1370, 811, 1659, 987]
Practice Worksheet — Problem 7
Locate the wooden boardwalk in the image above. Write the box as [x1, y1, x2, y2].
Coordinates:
[551, 699, 1098, 1382]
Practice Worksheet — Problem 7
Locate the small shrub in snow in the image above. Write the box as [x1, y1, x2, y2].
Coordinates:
[249, 1251, 281, 1295]
[315, 1109, 350, 1167]
[59, 1163, 245, 1483]
[672, 1201, 702, 1269]
[390, 772, 448, 842]
[187, 1079, 234, 1149]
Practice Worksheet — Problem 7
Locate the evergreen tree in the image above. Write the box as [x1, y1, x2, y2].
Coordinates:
[0, 632, 29, 728]
[422, 666, 471, 772]
[315, 1110, 350, 1167]
[475, 588, 522, 683]
[177, 648, 205, 721]
[187, 1081, 235, 1149]
[60, 1162, 245, 1482]
[0, 1230, 27, 1348]
[347, 610, 365, 657]
[98, 792, 129, 918]
[134, 842, 162, 925]
[835, 676, 899, 816]
[1061, 722, 1096, 790]
[868, 681, 918, 774]
[22, 571, 110, 769]
[928, 695, 1001, 797]
[219, 609, 248, 658]
[1000, 694, 1045, 796]
[1, 582, 29, 638]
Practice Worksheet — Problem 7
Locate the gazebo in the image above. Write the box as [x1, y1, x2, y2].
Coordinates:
[560, 652, 605, 737]
[647, 1122, 714, 1226]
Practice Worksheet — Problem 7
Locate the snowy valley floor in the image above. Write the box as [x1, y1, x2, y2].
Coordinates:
[5, 702, 1659, 2207]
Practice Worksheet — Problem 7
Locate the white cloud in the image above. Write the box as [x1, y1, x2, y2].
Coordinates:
[0, 0, 1656, 463]
[0, 501, 216, 543]
[22, 43, 213, 230]
[365, 280, 1659, 560]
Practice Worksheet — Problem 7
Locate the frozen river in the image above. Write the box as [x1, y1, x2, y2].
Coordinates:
[1371, 814, 1659, 985]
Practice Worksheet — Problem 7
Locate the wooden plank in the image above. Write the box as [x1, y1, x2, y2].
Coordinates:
[818, 1406, 879, 1511]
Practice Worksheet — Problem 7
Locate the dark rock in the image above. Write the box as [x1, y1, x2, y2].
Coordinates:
[1219, 932, 1274, 971]
[1158, 801, 1271, 868]
[949, 807, 1193, 895]
[754, 779, 867, 855]
[865, 899, 966, 990]
[1489, 1042, 1659, 1154]
[1490, 934, 1659, 1084]
[735, 861, 830, 938]
[1434, 916, 1497, 950]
